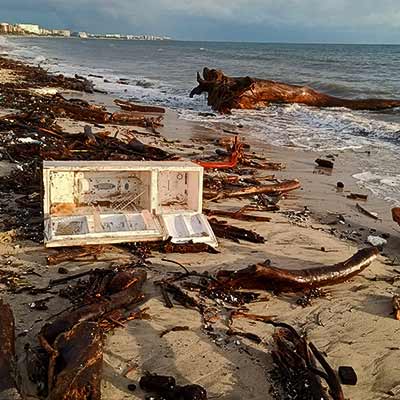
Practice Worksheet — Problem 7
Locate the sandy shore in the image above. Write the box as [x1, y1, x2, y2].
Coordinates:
[0, 59, 399, 400]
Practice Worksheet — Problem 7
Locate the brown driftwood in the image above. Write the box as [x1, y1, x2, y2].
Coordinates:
[51, 94, 111, 124]
[47, 246, 106, 265]
[190, 68, 400, 113]
[110, 111, 163, 127]
[0, 300, 22, 400]
[217, 247, 379, 292]
[356, 203, 379, 220]
[392, 208, 400, 226]
[208, 218, 265, 243]
[393, 295, 400, 321]
[114, 99, 165, 114]
[204, 179, 300, 200]
[203, 207, 271, 222]
[44, 322, 103, 400]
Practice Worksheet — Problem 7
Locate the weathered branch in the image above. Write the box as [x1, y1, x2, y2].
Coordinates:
[217, 247, 379, 292]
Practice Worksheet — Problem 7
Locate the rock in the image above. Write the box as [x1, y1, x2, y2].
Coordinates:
[338, 366, 357, 385]
[315, 158, 334, 169]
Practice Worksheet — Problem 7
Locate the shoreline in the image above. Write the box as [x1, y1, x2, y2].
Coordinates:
[0, 55, 399, 400]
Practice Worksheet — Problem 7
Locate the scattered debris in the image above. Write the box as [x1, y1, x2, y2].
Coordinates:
[296, 288, 326, 307]
[231, 314, 345, 400]
[195, 135, 243, 169]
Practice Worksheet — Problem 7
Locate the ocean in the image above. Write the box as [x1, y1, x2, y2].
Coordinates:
[1, 36, 400, 204]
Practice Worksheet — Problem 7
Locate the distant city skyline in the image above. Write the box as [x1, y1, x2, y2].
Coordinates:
[1, 1, 400, 44]
[0, 21, 171, 40]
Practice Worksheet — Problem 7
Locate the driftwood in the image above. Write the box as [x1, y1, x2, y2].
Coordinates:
[208, 218, 265, 243]
[392, 208, 400, 226]
[190, 68, 400, 113]
[356, 203, 379, 220]
[47, 246, 106, 265]
[110, 111, 163, 128]
[204, 179, 300, 200]
[44, 322, 103, 400]
[0, 300, 22, 400]
[204, 207, 271, 222]
[217, 247, 379, 292]
[114, 99, 165, 114]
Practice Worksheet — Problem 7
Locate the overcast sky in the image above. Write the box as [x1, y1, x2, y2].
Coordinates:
[1, 0, 400, 43]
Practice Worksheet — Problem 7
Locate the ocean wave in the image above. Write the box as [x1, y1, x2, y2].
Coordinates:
[353, 171, 400, 206]
[179, 103, 400, 150]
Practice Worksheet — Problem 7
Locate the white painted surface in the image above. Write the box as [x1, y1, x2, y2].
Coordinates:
[43, 161, 216, 247]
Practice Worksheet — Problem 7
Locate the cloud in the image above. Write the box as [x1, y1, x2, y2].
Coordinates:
[0, 0, 399, 42]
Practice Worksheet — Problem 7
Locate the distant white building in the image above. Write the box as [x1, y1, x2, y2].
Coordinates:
[17, 23, 41, 34]
[52, 29, 71, 37]
[0, 23, 10, 33]
[40, 28, 52, 35]
[71, 31, 88, 38]
[105, 33, 121, 39]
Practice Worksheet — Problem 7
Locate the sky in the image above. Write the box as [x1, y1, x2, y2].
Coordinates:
[1, 0, 400, 43]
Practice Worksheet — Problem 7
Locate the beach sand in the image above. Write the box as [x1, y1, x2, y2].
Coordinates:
[0, 62, 399, 400]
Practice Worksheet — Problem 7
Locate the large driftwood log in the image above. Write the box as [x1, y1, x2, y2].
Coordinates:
[217, 247, 378, 292]
[190, 68, 400, 113]
[0, 300, 22, 400]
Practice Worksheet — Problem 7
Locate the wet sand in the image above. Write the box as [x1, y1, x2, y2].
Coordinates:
[0, 62, 400, 400]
